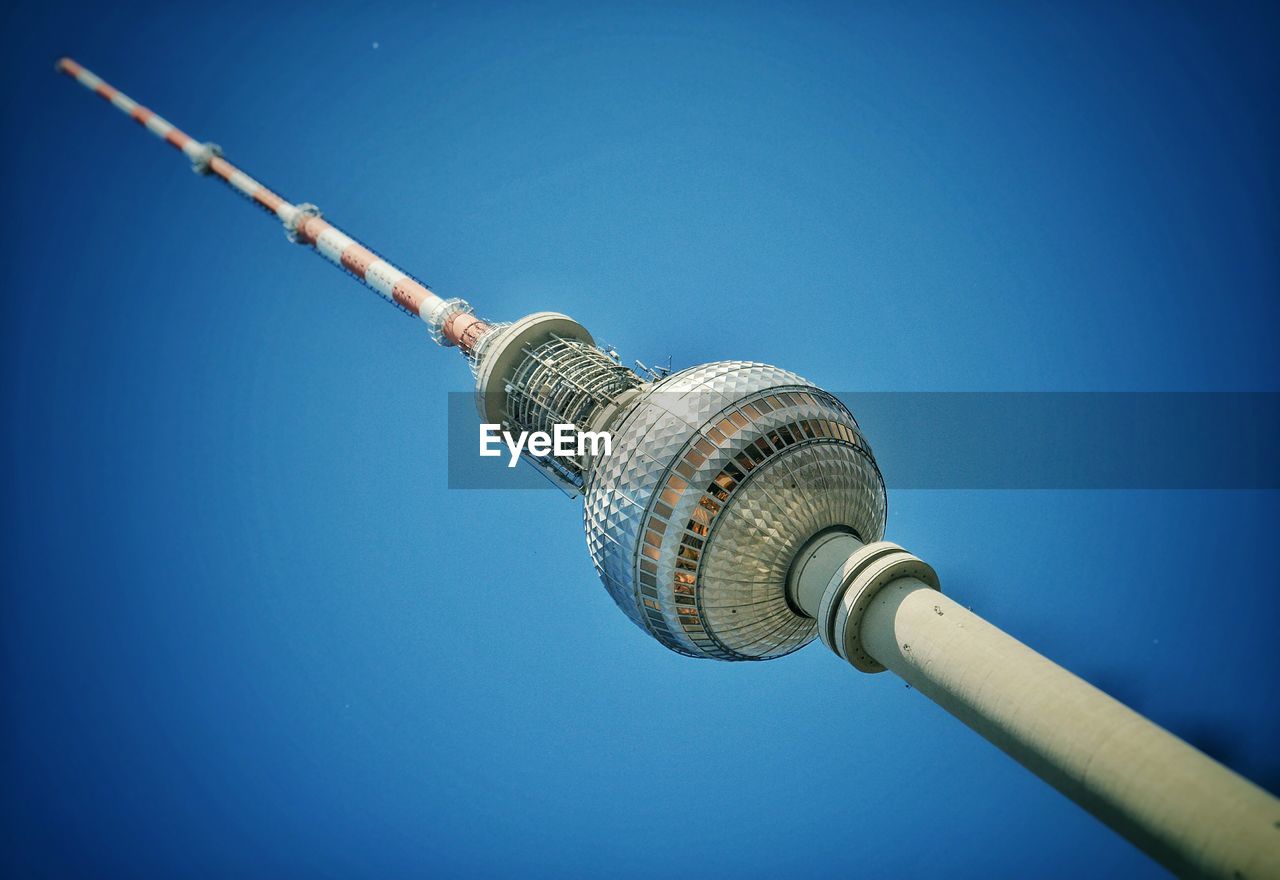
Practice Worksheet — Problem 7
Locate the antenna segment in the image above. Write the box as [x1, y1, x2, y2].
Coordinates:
[55, 57, 492, 352]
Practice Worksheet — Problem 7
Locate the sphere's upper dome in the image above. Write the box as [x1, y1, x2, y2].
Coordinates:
[583, 361, 886, 660]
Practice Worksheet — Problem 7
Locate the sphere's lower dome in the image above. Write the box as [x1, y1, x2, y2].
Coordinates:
[583, 361, 886, 660]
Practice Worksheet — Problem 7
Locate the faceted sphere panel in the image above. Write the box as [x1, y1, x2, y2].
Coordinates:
[582, 361, 887, 660]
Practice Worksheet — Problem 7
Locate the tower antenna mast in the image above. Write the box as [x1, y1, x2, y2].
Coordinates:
[55, 58, 492, 353]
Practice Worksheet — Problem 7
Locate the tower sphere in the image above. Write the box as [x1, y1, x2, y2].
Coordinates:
[584, 361, 886, 660]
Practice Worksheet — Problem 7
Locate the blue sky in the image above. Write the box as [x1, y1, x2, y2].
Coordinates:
[2, 1, 1277, 876]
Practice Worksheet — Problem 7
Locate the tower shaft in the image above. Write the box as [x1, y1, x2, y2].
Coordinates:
[796, 541, 1280, 879]
[869, 581, 1279, 878]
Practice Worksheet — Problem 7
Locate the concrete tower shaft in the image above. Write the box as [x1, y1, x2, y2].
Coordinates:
[793, 539, 1280, 880]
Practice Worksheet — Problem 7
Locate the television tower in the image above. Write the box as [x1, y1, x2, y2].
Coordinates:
[56, 59, 1280, 878]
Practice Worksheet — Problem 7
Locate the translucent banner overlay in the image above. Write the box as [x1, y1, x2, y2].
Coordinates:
[448, 392, 1279, 490]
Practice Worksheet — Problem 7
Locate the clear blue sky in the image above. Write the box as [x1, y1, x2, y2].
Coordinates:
[2, 1, 1277, 877]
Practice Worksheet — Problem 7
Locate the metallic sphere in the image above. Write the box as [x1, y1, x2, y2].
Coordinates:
[583, 361, 886, 660]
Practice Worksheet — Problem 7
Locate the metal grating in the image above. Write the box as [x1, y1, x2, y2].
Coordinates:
[502, 334, 643, 482]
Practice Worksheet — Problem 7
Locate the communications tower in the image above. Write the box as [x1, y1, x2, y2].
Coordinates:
[56, 59, 1280, 878]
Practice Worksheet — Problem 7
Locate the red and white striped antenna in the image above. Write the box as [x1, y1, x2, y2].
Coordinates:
[56, 57, 493, 354]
